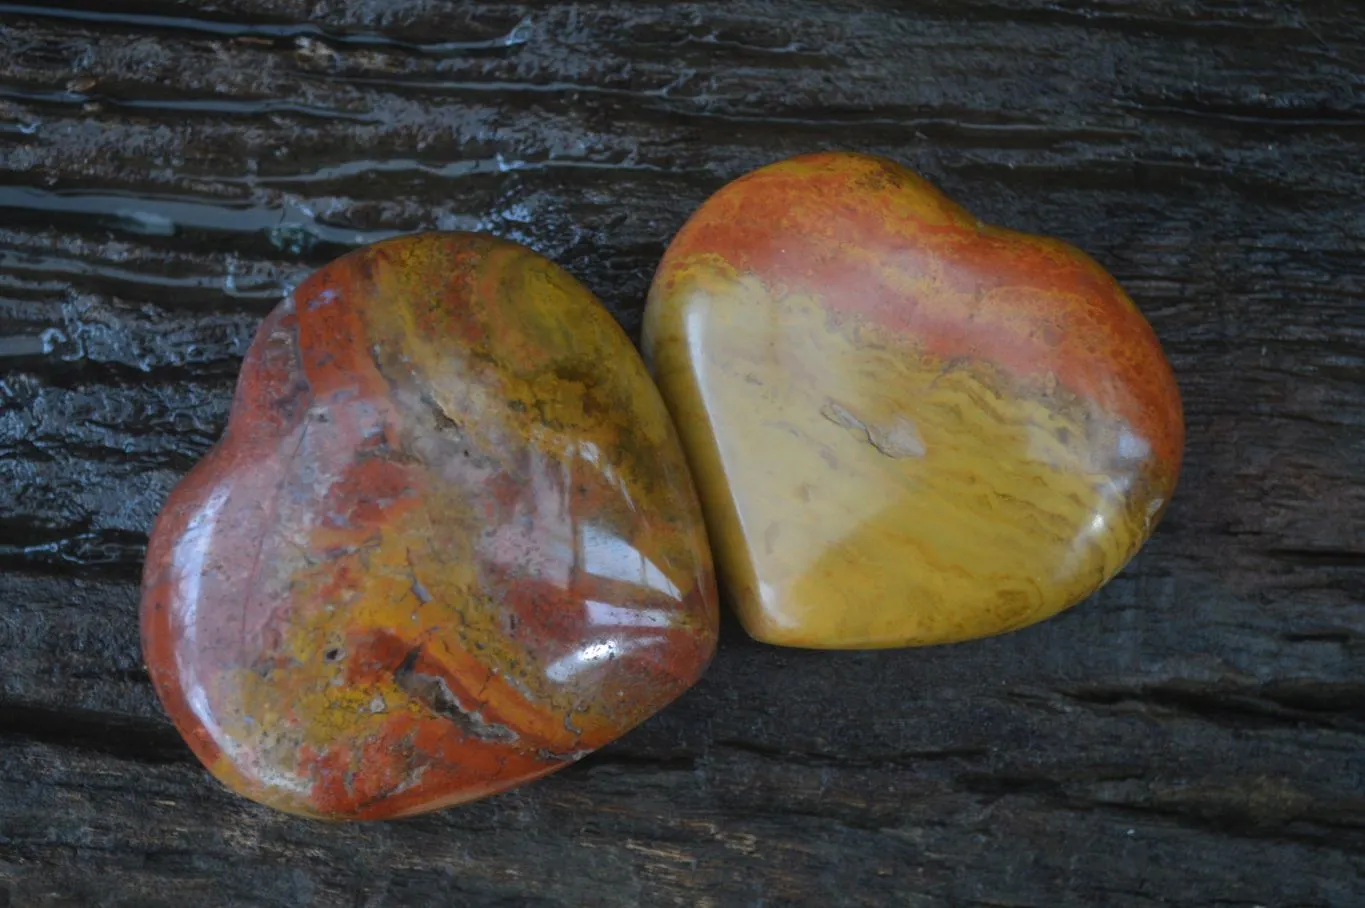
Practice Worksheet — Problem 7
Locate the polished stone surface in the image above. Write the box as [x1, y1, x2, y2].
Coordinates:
[644, 152, 1184, 649]
[142, 233, 718, 819]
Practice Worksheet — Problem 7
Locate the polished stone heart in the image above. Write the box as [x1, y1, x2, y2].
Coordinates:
[143, 233, 717, 819]
[644, 152, 1183, 649]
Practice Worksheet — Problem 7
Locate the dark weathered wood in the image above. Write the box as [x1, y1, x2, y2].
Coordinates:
[1, 0, 1363, 905]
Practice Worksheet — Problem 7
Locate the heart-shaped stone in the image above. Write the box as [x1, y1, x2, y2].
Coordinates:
[143, 233, 717, 819]
[644, 152, 1183, 648]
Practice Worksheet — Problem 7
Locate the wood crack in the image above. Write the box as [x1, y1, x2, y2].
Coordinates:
[1060, 681, 1365, 733]
[0, 702, 190, 765]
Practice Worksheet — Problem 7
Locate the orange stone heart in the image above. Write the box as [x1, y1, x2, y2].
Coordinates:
[142, 233, 718, 819]
[644, 152, 1183, 648]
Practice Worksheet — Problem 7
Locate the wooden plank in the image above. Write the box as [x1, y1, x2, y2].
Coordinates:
[1, 0, 1363, 905]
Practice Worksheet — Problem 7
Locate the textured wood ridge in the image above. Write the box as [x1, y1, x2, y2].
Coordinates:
[1, 1, 1363, 905]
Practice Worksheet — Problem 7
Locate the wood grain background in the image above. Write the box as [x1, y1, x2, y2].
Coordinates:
[1, 1, 1362, 905]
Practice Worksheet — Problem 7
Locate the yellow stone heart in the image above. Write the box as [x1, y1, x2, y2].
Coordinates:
[644, 152, 1184, 648]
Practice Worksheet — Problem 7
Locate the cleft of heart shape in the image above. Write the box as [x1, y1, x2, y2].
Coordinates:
[644, 151, 1184, 649]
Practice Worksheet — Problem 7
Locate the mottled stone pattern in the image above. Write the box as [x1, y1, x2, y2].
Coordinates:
[645, 152, 1184, 649]
[142, 232, 718, 819]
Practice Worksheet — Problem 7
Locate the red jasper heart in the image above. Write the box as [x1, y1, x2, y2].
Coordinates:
[143, 233, 718, 819]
